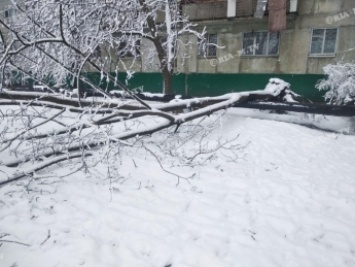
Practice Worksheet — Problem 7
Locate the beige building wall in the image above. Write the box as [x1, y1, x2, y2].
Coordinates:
[177, 0, 355, 75]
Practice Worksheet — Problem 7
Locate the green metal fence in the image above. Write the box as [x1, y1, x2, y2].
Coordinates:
[83, 72, 326, 102]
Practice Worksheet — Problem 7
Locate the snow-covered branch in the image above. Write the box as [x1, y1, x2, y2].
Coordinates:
[0, 79, 293, 186]
[317, 63, 355, 105]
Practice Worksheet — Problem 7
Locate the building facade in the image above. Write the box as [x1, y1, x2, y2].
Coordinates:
[173, 0, 355, 75]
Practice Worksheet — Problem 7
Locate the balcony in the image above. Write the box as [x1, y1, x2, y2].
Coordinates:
[182, 1, 228, 21]
[181, 0, 295, 21]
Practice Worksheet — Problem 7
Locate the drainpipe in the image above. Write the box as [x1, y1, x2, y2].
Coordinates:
[227, 0, 236, 18]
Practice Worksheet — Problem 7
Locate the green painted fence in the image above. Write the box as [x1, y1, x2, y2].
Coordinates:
[84, 72, 326, 102]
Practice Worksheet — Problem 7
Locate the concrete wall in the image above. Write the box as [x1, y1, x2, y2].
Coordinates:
[0, 0, 11, 11]
[176, 0, 355, 75]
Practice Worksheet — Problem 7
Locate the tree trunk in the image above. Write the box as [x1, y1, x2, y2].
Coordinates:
[162, 67, 173, 95]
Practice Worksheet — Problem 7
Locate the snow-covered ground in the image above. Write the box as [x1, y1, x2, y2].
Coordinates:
[1, 109, 355, 267]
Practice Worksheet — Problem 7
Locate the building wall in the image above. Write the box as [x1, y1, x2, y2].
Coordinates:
[179, 0, 355, 75]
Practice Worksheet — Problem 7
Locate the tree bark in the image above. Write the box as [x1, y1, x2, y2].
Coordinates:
[162, 66, 173, 95]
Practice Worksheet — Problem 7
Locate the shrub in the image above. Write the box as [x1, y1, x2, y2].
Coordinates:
[316, 63, 355, 105]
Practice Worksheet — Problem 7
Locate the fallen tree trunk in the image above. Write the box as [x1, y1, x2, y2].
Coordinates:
[234, 101, 355, 117]
[0, 79, 297, 186]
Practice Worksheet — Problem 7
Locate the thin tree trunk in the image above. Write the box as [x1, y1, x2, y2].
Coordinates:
[162, 67, 173, 95]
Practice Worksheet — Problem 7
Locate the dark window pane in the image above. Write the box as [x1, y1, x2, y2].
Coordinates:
[313, 29, 324, 37]
[268, 32, 280, 55]
[209, 34, 217, 44]
[243, 32, 254, 55]
[243, 32, 253, 39]
[207, 34, 217, 57]
[311, 36, 323, 54]
[208, 46, 217, 57]
[255, 32, 267, 55]
[325, 29, 337, 41]
[93, 46, 101, 59]
[323, 39, 336, 54]
[324, 29, 337, 53]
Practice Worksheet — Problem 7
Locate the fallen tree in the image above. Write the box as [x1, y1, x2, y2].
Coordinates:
[0, 79, 294, 186]
[0, 1, 301, 187]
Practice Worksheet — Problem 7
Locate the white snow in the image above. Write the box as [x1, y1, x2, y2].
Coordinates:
[0, 109, 355, 267]
[263, 78, 291, 96]
[234, 108, 355, 134]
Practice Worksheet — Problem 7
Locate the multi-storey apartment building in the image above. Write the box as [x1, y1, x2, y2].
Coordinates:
[176, 0, 354, 75]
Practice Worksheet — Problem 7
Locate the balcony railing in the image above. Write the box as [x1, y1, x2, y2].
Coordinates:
[181, 0, 293, 21]
[182, 1, 228, 21]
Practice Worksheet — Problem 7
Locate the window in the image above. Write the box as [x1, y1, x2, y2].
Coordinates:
[199, 33, 217, 57]
[4, 8, 17, 19]
[310, 29, 338, 56]
[242, 31, 280, 56]
[92, 46, 101, 59]
[117, 39, 141, 58]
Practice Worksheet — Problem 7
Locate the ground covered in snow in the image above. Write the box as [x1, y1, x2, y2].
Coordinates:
[1, 109, 355, 267]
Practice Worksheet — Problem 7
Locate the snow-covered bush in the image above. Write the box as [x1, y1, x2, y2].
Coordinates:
[316, 63, 355, 105]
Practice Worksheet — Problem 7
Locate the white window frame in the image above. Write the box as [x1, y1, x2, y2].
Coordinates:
[309, 28, 338, 57]
[242, 31, 280, 57]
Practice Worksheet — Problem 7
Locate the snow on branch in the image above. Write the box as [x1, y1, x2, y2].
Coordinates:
[0, 79, 294, 186]
[317, 63, 355, 105]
